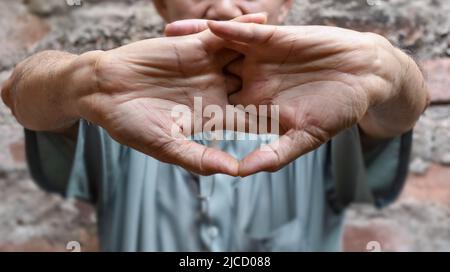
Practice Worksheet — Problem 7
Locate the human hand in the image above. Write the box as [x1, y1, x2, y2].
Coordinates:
[74, 15, 266, 176]
[208, 21, 403, 176]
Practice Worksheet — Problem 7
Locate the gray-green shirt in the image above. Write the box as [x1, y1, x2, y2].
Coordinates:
[24, 120, 411, 251]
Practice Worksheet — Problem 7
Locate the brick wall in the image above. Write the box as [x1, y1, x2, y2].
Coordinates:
[0, 0, 449, 251]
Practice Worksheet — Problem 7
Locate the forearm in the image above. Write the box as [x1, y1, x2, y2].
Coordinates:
[1, 50, 101, 134]
[359, 47, 430, 140]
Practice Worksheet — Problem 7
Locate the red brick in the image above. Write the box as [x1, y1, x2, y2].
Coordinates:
[0, 2, 50, 69]
[0, 239, 60, 252]
[9, 139, 25, 163]
[0, 236, 98, 252]
[400, 164, 450, 206]
[421, 58, 450, 104]
[343, 219, 413, 252]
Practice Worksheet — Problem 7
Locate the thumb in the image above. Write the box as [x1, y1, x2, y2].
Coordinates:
[165, 13, 268, 37]
[238, 129, 324, 177]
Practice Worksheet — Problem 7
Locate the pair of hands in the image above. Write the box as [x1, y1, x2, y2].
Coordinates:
[75, 14, 402, 177]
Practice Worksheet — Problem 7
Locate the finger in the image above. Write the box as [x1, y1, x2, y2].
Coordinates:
[165, 137, 239, 176]
[233, 12, 267, 24]
[208, 21, 277, 45]
[224, 73, 242, 95]
[229, 88, 257, 106]
[165, 19, 208, 37]
[200, 33, 252, 56]
[200, 14, 268, 52]
[165, 13, 267, 37]
[224, 57, 243, 78]
[238, 128, 327, 177]
[215, 48, 241, 68]
[228, 74, 281, 107]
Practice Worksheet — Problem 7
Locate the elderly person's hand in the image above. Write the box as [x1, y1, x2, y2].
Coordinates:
[66, 14, 265, 176]
[205, 21, 428, 176]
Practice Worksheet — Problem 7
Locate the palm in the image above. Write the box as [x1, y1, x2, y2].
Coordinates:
[238, 32, 372, 140]
[79, 33, 239, 176]
[209, 23, 392, 176]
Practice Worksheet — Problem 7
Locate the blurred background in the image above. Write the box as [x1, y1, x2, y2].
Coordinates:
[0, 0, 449, 251]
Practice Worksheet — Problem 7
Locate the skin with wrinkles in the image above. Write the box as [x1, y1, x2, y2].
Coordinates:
[1, 0, 429, 177]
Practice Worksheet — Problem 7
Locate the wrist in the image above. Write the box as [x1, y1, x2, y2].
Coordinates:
[363, 33, 404, 108]
[361, 42, 428, 138]
[68, 50, 105, 123]
[392, 46, 411, 95]
[359, 35, 415, 138]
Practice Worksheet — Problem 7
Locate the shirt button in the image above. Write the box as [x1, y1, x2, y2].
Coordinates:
[208, 226, 219, 239]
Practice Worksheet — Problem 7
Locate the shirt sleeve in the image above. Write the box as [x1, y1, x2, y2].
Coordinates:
[24, 120, 125, 204]
[327, 125, 412, 211]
